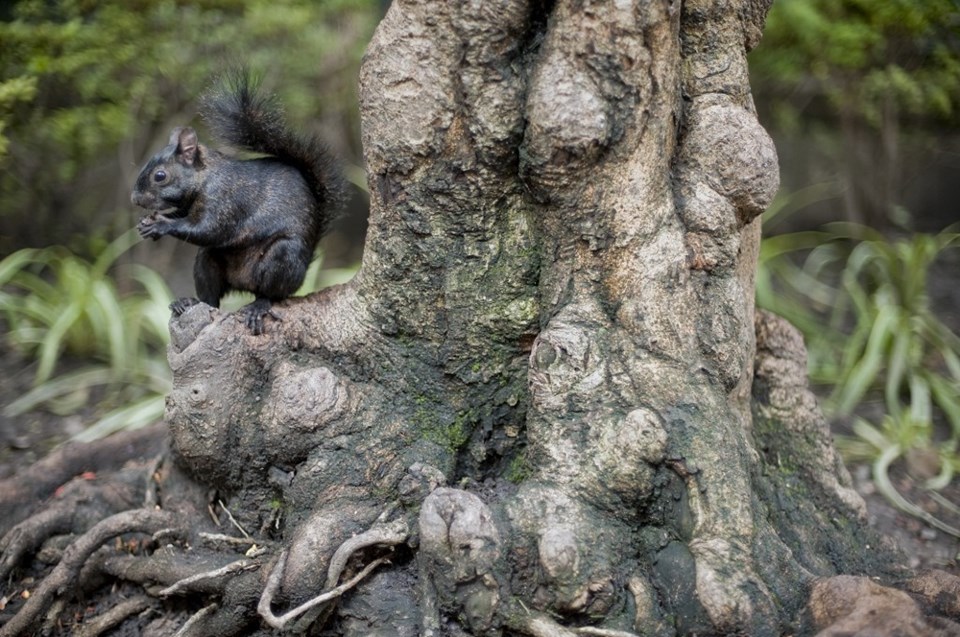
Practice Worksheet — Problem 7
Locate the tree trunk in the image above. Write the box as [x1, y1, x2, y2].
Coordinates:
[1, 1, 917, 636]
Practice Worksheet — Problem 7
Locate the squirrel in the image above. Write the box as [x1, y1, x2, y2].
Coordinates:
[131, 70, 344, 334]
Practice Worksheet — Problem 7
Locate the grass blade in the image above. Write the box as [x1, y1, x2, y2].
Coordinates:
[72, 394, 167, 443]
[4, 367, 114, 416]
[873, 444, 960, 538]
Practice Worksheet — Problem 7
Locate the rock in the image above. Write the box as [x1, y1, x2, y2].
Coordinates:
[808, 575, 960, 637]
[905, 569, 960, 618]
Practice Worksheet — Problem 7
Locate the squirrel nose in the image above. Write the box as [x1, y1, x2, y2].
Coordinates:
[131, 190, 150, 208]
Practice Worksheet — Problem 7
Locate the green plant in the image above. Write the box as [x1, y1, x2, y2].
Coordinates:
[825, 225, 960, 418]
[0, 0, 379, 252]
[0, 229, 172, 441]
[751, 0, 960, 129]
[758, 217, 960, 531]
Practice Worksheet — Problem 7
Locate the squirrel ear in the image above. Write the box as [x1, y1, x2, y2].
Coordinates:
[167, 126, 184, 146]
[175, 127, 201, 166]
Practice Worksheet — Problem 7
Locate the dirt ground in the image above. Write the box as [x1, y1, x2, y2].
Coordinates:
[855, 463, 960, 574]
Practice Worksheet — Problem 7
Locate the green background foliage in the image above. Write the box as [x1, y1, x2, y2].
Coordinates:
[750, 0, 960, 230]
[752, 0, 960, 129]
[0, 0, 378, 255]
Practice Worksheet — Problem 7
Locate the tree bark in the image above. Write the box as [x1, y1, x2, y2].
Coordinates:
[159, 0, 893, 633]
[1, 1, 911, 636]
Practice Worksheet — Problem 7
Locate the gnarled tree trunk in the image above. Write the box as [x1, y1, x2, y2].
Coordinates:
[2, 2, 932, 636]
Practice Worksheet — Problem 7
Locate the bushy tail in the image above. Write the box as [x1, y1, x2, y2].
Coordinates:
[200, 68, 346, 236]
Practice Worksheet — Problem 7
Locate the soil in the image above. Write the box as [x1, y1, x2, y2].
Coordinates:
[855, 464, 960, 574]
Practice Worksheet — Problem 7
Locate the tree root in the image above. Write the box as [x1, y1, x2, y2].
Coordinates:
[257, 550, 390, 629]
[257, 515, 409, 630]
[324, 517, 408, 589]
[0, 508, 183, 637]
[97, 549, 246, 596]
[506, 610, 642, 637]
[74, 594, 156, 637]
[173, 602, 217, 637]
[198, 532, 265, 550]
[574, 628, 642, 637]
[0, 423, 167, 536]
[0, 506, 74, 584]
[506, 611, 579, 637]
[159, 558, 257, 597]
[0, 466, 148, 585]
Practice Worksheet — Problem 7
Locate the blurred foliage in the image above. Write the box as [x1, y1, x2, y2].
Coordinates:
[750, 0, 960, 228]
[758, 203, 960, 532]
[0, 0, 379, 255]
[752, 0, 960, 130]
[0, 229, 173, 440]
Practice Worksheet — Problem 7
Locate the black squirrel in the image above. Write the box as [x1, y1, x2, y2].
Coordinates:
[131, 70, 344, 334]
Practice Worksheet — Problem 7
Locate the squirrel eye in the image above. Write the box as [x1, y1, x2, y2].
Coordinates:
[153, 169, 167, 183]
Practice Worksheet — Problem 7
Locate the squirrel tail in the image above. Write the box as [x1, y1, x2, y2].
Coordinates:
[200, 69, 346, 236]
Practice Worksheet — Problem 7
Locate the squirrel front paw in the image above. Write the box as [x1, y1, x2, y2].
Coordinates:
[137, 214, 167, 241]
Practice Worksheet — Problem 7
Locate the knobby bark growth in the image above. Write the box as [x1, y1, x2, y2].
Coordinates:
[4, 1, 946, 636]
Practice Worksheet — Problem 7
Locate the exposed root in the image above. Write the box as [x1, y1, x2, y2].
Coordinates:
[217, 499, 252, 539]
[152, 528, 184, 544]
[506, 611, 579, 637]
[325, 517, 408, 589]
[257, 549, 390, 630]
[0, 423, 166, 536]
[41, 597, 67, 636]
[574, 628, 641, 637]
[173, 602, 217, 637]
[97, 546, 255, 598]
[505, 610, 642, 637]
[0, 508, 183, 637]
[0, 468, 146, 585]
[159, 558, 256, 597]
[198, 532, 265, 549]
[0, 507, 74, 584]
[75, 594, 156, 637]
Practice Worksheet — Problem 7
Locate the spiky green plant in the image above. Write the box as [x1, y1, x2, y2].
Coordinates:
[758, 217, 960, 532]
[0, 229, 172, 440]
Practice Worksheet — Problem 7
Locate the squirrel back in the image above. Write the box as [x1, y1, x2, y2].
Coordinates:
[199, 70, 346, 239]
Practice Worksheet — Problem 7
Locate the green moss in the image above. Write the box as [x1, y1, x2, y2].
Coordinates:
[420, 409, 472, 452]
[506, 452, 531, 483]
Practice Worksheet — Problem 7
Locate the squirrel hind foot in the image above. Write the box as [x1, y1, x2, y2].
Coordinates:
[170, 297, 203, 316]
[241, 298, 282, 335]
